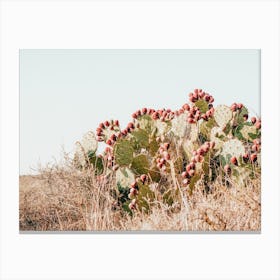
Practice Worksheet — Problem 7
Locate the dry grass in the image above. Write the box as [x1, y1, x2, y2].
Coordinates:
[19, 162, 261, 232]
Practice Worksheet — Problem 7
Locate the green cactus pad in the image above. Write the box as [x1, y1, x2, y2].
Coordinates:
[149, 165, 161, 182]
[199, 118, 216, 138]
[148, 138, 159, 156]
[81, 131, 98, 153]
[240, 124, 258, 141]
[116, 168, 135, 188]
[221, 139, 245, 159]
[114, 139, 134, 166]
[210, 127, 226, 150]
[171, 112, 189, 137]
[214, 105, 232, 128]
[174, 156, 184, 174]
[137, 115, 153, 133]
[131, 154, 150, 175]
[188, 173, 201, 193]
[184, 123, 199, 142]
[236, 106, 249, 124]
[131, 129, 149, 149]
[195, 99, 209, 113]
[182, 140, 197, 160]
[154, 120, 171, 136]
[136, 183, 155, 212]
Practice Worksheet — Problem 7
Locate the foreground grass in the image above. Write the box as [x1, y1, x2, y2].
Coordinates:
[19, 164, 261, 232]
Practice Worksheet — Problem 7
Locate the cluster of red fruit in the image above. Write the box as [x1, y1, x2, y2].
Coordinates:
[156, 142, 171, 172]
[250, 117, 261, 130]
[128, 174, 148, 209]
[96, 120, 120, 142]
[132, 107, 175, 122]
[242, 138, 261, 164]
[96, 119, 140, 145]
[223, 139, 261, 174]
[181, 141, 215, 185]
[103, 146, 115, 168]
[184, 89, 215, 124]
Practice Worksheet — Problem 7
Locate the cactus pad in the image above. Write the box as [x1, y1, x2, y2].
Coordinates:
[131, 154, 149, 175]
[171, 112, 189, 137]
[221, 139, 245, 159]
[114, 139, 134, 166]
[236, 106, 249, 124]
[81, 131, 98, 153]
[154, 119, 171, 136]
[214, 105, 232, 128]
[131, 129, 149, 149]
[240, 124, 258, 141]
[195, 99, 209, 113]
[116, 168, 135, 188]
[210, 127, 226, 149]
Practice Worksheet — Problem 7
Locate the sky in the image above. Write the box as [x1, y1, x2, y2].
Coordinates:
[20, 49, 260, 174]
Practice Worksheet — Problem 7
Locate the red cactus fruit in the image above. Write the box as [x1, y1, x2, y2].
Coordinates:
[152, 112, 159, 120]
[183, 104, 190, 111]
[189, 162, 195, 170]
[114, 120, 119, 126]
[253, 138, 261, 145]
[181, 171, 188, 178]
[140, 174, 147, 183]
[199, 91, 205, 98]
[230, 156, 238, 166]
[188, 169, 195, 177]
[252, 144, 260, 152]
[195, 155, 204, 163]
[127, 122, 134, 129]
[104, 121, 110, 127]
[130, 188, 138, 196]
[251, 117, 256, 124]
[142, 108, 147, 114]
[243, 114, 248, 121]
[255, 121, 261, 129]
[99, 123, 105, 129]
[129, 200, 136, 210]
[187, 117, 195, 124]
[110, 134, 117, 141]
[203, 94, 209, 102]
[224, 164, 231, 174]
[242, 153, 249, 163]
[132, 112, 137, 119]
[130, 182, 137, 189]
[250, 153, 258, 163]
[193, 92, 199, 99]
[237, 103, 243, 109]
[210, 141, 215, 149]
[230, 103, 238, 112]
[182, 178, 189, 185]
[163, 143, 170, 150]
[201, 114, 208, 121]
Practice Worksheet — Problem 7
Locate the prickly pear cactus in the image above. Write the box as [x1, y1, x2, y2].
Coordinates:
[214, 105, 232, 128]
[74, 88, 261, 213]
[220, 139, 245, 159]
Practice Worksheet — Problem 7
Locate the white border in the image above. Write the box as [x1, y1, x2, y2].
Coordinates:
[1, 1, 279, 280]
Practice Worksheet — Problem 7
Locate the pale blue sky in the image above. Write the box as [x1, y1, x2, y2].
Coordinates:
[20, 49, 260, 174]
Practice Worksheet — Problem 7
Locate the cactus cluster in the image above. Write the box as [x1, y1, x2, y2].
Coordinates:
[74, 89, 261, 213]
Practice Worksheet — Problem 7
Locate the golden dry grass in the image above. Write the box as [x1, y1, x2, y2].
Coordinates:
[19, 163, 261, 232]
